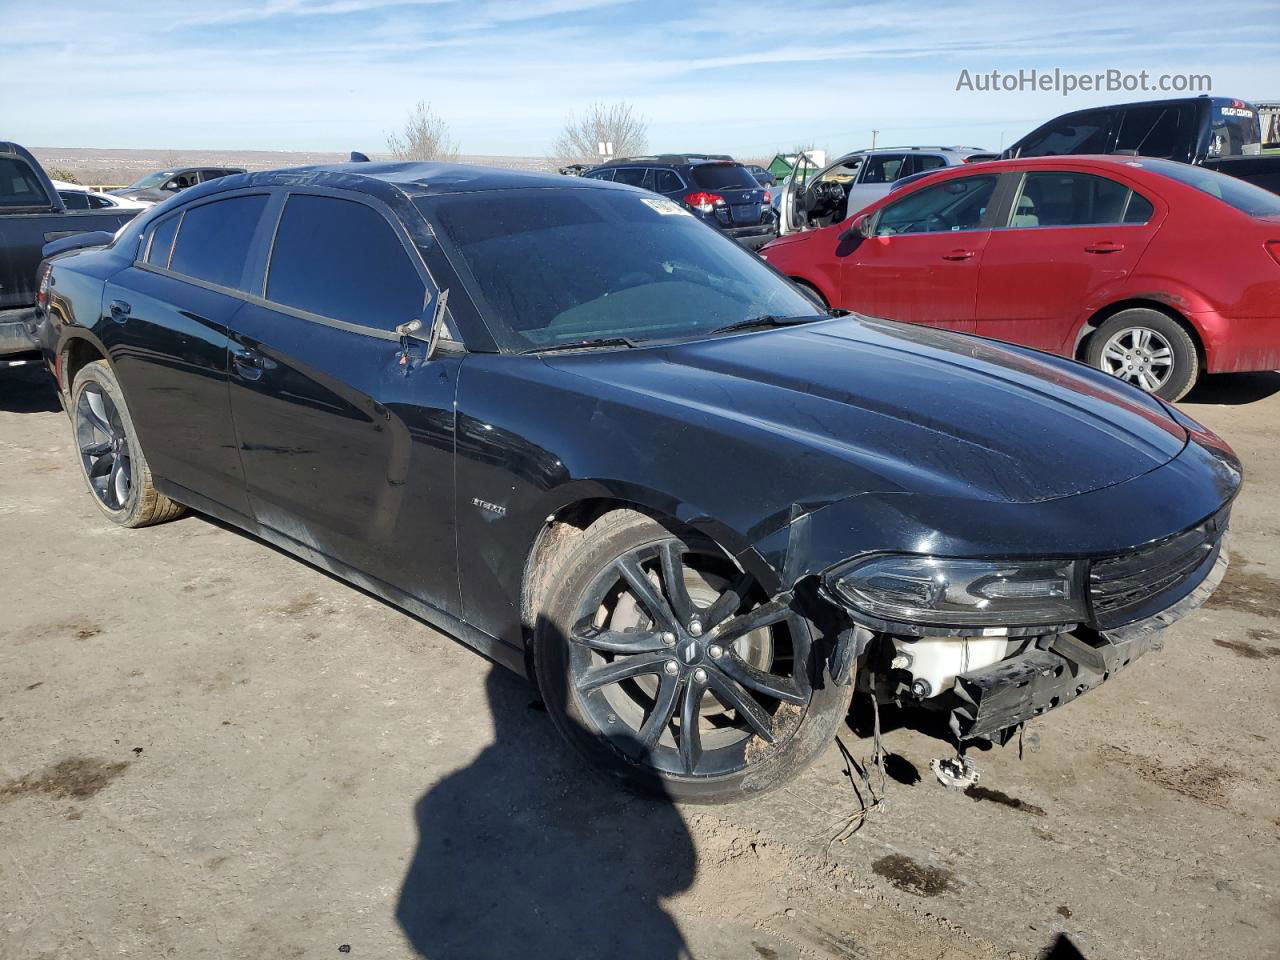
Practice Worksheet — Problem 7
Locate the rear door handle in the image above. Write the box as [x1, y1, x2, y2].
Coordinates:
[941, 249, 975, 261]
[109, 299, 131, 322]
[1084, 241, 1125, 254]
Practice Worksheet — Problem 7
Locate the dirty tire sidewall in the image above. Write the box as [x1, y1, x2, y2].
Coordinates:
[533, 509, 852, 804]
[71, 360, 184, 528]
[1087, 308, 1199, 402]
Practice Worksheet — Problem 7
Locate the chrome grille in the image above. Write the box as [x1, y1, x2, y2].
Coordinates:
[1088, 511, 1227, 629]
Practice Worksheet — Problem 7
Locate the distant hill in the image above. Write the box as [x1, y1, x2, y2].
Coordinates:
[29, 146, 558, 187]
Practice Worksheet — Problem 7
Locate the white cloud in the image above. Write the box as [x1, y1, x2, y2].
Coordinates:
[1, 0, 1275, 154]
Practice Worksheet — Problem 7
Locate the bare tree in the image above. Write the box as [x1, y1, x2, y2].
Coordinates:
[386, 101, 460, 162]
[551, 102, 648, 166]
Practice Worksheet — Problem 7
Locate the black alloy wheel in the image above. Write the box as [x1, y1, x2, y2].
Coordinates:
[75, 380, 133, 511]
[70, 360, 184, 527]
[535, 510, 851, 801]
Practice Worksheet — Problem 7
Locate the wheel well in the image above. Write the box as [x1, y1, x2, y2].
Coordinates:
[790, 277, 829, 308]
[1074, 299, 1204, 366]
[519, 498, 631, 632]
[62, 337, 106, 392]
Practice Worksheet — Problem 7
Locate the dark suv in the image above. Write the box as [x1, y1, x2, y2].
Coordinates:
[584, 156, 776, 249]
[1004, 96, 1261, 165]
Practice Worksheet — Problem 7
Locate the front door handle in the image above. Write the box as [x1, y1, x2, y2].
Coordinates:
[941, 249, 975, 261]
[109, 299, 131, 322]
[230, 346, 268, 380]
[1084, 241, 1126, 254]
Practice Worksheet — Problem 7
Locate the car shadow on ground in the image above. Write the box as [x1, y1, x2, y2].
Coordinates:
[394, 665, 695, 959]
[1183, 370, 1280, 405]
[0, 365, 61, 413]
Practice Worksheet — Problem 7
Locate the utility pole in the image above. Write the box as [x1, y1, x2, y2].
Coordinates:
[871, 129, 879, 150]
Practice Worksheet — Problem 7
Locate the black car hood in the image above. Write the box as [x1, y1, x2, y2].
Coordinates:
[547, 316, 1187, 505]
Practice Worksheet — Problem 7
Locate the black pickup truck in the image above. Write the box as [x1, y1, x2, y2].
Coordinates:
[1, 141, 139, 365]
[1000, 96, 1280, 196]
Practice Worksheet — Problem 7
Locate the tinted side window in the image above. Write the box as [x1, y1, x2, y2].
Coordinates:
[1114, 105, 1195, 162]
[146, 214, 181, 267]
[612, 167, 647, 187]
[860, 154, 908, 183]
[1016, 110, 1112, 156]
[584, 169, 614, 181]
[59, 191, 90, 210]
[267, 194, 426, 331]
[0, 157, 52, 207]
[169, 194, 267, 289]
[654, 169, 682, 193]
[876, 175, 998, 235]
[1124, 193, 1155, 224]
[86, 193, 113, 209]
[909, 155, 947, 176]
[1014, 173, 1135, 227]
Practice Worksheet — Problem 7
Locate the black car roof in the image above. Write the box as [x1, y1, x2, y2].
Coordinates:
[1050, 95, 1254, 117]
[168, 161, 624, 209]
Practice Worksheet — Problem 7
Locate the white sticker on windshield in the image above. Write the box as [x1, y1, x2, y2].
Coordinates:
[641, 197, 692, 216]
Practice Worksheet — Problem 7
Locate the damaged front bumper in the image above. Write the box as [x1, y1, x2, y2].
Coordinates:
[942, 538, 1229, 743]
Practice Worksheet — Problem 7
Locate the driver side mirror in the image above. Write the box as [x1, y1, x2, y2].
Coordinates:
[397, 290, 464, 362]
[840, 214, 874, 242]
[835, 214, 873, 257]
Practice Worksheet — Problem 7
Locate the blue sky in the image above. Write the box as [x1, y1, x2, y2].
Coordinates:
[2, 0, 1276, 157]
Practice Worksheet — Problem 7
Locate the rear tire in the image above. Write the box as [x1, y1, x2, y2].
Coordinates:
[532, 509, 851, 803]
[70, 361, 184, 527]
[1087, 308, 1199, 401]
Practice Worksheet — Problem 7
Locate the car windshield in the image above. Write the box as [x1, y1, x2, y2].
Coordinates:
[127, 170, 175, 189]
[419, 187, 820, 351]
[1142, 158, 1280, 217]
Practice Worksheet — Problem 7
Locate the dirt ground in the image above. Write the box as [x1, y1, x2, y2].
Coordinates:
[2, 365, 1278, 960]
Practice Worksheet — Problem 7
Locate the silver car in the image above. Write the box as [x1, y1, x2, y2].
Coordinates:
[778, 145, 988, 235]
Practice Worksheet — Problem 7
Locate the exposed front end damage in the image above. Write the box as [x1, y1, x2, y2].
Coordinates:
[850, 517, 1227, 750]
[746, 431, 1240, 754]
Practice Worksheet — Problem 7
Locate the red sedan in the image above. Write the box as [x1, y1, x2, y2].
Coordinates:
[760, 156, 1280, 400]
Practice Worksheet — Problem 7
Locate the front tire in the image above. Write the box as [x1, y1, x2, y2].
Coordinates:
[71, 361, 184, 527]
[1087, 308, 1199, 401]
[532, 510, 851, 803]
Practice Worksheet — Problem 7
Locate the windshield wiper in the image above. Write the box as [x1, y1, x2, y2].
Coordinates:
[709, 315, 823, 336]
[524, 336, 640, 355]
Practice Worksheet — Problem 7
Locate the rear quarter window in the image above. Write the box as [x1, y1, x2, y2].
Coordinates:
[146, 214, 181, 268]
[168, 194, 268, 290]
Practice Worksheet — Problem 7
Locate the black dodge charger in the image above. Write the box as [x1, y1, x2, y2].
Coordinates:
[35, 162, 1240, 802]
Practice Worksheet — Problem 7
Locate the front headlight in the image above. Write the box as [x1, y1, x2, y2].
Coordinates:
[827, 555, 1084, 627]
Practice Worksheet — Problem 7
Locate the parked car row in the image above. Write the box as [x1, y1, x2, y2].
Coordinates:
[761, 154, 1280, 401]
[108, 165, 245, 206]
[31, 159, 1242, 801]
[582, 154, 777, 249]
[755, 95, 1279, 402]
